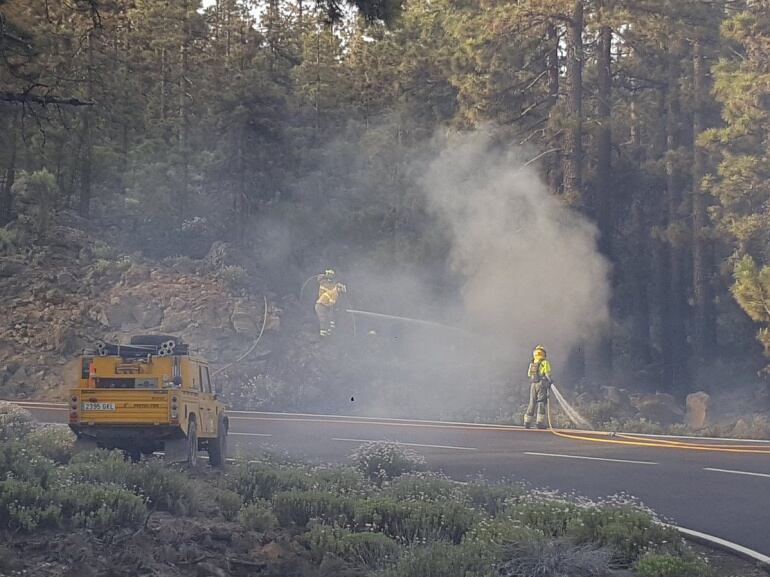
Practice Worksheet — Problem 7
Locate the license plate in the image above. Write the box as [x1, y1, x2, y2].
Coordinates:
[82, 402, 116, 411]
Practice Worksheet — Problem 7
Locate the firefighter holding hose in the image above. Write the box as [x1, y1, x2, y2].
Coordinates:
[316, 269, 346, 337]
[524, 345, 553, 429]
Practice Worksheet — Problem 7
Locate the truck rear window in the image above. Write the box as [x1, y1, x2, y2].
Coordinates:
[96, 378, 158, 389]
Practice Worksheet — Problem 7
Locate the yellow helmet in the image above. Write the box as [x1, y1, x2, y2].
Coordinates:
[324, 269, 336, 280]
[533, 345, 547, 360]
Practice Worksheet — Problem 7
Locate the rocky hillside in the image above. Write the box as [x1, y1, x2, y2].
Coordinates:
[0, 213, 278, 401]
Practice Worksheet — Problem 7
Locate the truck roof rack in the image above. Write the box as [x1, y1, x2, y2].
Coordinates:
[93, 341, 190, 359]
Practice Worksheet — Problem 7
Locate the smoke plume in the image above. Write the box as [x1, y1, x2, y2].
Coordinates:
[421, 130, 611, 364]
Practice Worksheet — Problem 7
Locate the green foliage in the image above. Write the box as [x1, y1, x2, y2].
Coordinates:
[384, 474, 467, 503]
[57, 483, 146, 531]
[0, 227, 17, 253]
[0, 442, 58, 486]
[26, 426, 75, 464]
[0, 402, 35, 441]
[462, 483, 524, 517]
[465, 518, 543, 547]
[272, 491, 356, 527]
[349, 441, 426, 485]
[227, 460, 313, 502]
[240, 500, 278, 532]
[568, 506, 681, 565]
[353, 496, 478, 544]
[506, 498, 579, 538]
[380, 541, 497, 577]
[498, 540, 612, 577]
[66, 451, 195, 514]
[0, 478, 63, 531]
[307, 525, 400, 568]
[732, 255, 770, 324]
[635, 553, 711, 577]
[214, 489, 242, 521]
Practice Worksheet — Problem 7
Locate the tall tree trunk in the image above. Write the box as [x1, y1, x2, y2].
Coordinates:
[692, 40, 717, 360]
[664, 43, 689, 389]
[592, 1, 613, 382]
[629, 97, 653, 366]
[563, 1, 585, 381]
[546, 22, 561, 195]
[1, 112, 17, 224]
[79, 29, 95, 217]
[179, 0, 191, 227]
[562, 1, 583, 205]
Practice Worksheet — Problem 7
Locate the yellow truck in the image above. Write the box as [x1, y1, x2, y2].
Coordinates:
[68, 335, 228, 466]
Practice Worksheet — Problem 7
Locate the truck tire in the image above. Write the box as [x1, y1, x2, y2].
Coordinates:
[208, 418, 228, 468]
[130, 334, 182, 346]
[187, 418, 198, 467]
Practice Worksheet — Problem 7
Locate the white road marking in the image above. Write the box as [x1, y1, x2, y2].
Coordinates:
[229, 432, 273, 438]
[525, 451, 658, 465]
[703, 467, 770, 479]
[332, 438, 477, 451]
[668, 524, 770, 567]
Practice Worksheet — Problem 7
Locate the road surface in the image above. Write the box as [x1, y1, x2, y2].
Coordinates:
[14, 401, 770, 557]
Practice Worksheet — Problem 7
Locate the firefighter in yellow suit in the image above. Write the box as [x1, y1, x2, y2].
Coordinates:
[315, 269, 346, 337]
[524, 345, 553, 429]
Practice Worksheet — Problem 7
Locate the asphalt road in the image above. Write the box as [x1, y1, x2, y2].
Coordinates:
[15, 401, 770, 557]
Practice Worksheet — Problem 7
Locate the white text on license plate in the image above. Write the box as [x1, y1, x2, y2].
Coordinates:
[82, 402, 116, 411]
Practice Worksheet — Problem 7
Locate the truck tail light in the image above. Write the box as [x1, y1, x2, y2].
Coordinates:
[70, 395, 79, 423]
[170, 396, 178, 422]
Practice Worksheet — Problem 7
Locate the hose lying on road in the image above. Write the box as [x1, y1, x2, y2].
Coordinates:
[547, 386, 770, 454]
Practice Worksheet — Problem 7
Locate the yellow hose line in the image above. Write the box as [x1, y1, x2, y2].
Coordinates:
[547, 403, 770, 455]
[615, 432, 770, 451]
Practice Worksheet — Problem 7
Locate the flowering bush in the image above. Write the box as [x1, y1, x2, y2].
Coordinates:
[349, 441, 426, 485]
[27, 426, 75, 464]
[636, 553, 711, 577]
[0, 402, 35, 441]
[240, 500, 278, 531]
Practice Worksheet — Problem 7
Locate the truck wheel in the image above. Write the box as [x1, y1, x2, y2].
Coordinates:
[187, 418, 198, 467]
[208, 418, 228, 468]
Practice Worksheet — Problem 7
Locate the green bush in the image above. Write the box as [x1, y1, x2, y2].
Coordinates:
[499, 539, 612, 577]
[349, 441, 426, 485]
[353, 497, 478, 544]
[305, 466, 372, 497]
[465, 518, 543, 547]
[506, 498, 579, 537]
[67, 451, 195, 514]
[0, 402, 35, 441]
[0, 478, 62, 531]
[214, 489, 242, 521]
[635, 553, 711, 577]
[381, 541, 497, 577]
[27, 426, 75, 464]
[0, 227, 17, 253]
[463, 483, 523, 516]
[227, 461, 311, 502]
[272, 491, 355, 527]
[59, 483, 146, 531]
[568, 506, 681, 565]
[308, 526, 400, 568]
[384, 474, 467, 504]
[240, 500, 278, 531]
[0, 442, 58, 486]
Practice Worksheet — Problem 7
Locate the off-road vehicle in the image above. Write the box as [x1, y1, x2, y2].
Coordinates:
[68, 335, 228, 466]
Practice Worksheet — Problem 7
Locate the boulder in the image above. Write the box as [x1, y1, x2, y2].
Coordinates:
[122, 263, 150, 286]
[133, 300, 164, 329]
[53, 324, 78, 355]
[685, 391, 711, 430]
[602, 386, 633, 410]
[635, 393, 684, 426]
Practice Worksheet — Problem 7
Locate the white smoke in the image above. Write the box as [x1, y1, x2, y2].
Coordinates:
[420, 130, 611, 362]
